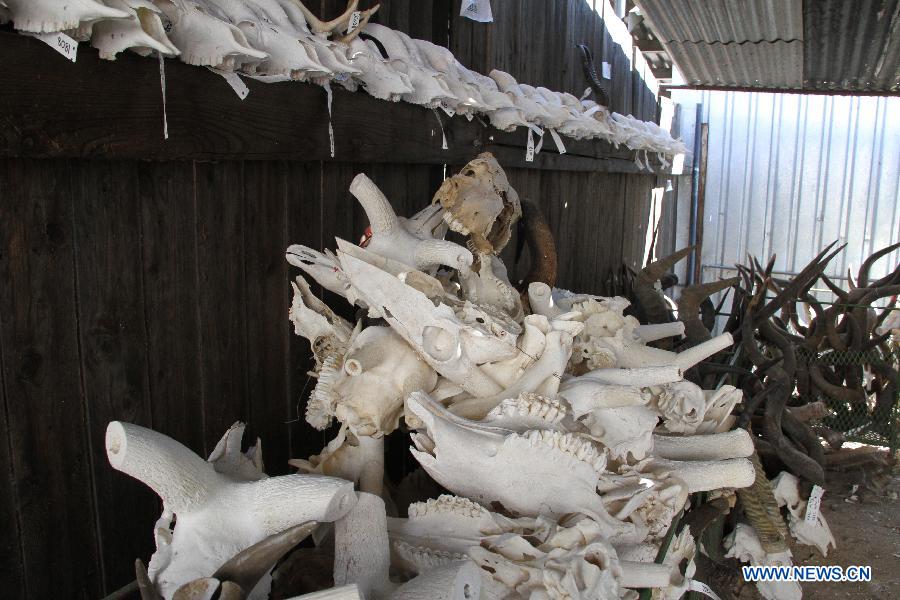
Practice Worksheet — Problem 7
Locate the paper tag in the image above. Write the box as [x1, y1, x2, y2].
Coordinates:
[602, 61, 612, 79]
[805, 485, 825, 524]
[209, 68, 249, 100]
[548, 128, 567, 154]
[534, 127, 545, 154]
[432, 109, 448, 150]
[28, 31, 78, 62]
[324, 82, 335, 158]
[158, 52, 169, 140]
[687, 580, 723, 600]
[461, 0, 493, 23]
[346, 10, 361, 34]
[525, 128, 535, 162]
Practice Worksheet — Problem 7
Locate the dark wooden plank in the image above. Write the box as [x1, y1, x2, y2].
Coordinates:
[138, 161, 206, 454]
[0, 31, 662, 172]
[70, 159, 157, 593]
[285, 162, 325, 462]
[0, 300, 25, 599]
[621, 175, 657, 270]
[243, 161, 292, 475]
[0, 31, 469, 164]
[193, 161, 249, 455]
[0, 158, 103, 599]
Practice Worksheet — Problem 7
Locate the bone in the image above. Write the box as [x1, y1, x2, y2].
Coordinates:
[389, 561, 482, 600]
[653, 429, 755, 461]
[634, 321, 685, 342]
[333, 492, 394, 599]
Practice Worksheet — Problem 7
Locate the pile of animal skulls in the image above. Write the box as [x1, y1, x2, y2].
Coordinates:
[275, 153, 759, 599]
[1, 0, 686, 161]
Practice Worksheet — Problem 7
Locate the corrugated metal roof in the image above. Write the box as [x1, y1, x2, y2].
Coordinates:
[667, 41, 803, 88]
[635, 0, 900, 92]
[637, 0, 802, 43]
[804, 0, 900, 92]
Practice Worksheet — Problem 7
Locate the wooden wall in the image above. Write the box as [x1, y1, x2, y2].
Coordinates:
[0, 2, 666, 597]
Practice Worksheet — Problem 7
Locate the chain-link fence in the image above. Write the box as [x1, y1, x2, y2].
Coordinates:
[796, 344, 900, 451]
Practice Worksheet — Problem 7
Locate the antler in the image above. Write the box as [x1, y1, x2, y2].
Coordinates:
[292, 0, 380, 42]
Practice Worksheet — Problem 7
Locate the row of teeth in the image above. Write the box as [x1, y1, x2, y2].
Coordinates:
[306, 354, 343, 430]
[408, 494, 489, 519]
[392, 540, 467, 570]
[522, 429, 607, 472]
[493, 393, 566, 422]
[442, 211, 472, 236]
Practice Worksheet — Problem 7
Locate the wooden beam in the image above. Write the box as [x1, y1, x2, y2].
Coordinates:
[0, 31, 673, 173]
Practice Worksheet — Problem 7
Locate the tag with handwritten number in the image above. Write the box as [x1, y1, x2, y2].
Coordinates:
[805, 485, 825, 524]
[346, 11, 361, 34]
[526, 128, 535, 162]
[461, 0, 493, 23]
[29, 31, 78, 62]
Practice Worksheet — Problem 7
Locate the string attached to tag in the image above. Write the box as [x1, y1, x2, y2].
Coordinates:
[324, 82, 335, 158]
[657, 152, 670, 169]
[634, 151, 646, 171]
[158, 52, 169, 140]
[432, 108, 449, 150]
[548, 129, 567, 154]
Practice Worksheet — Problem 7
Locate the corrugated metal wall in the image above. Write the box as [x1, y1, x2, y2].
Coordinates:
[673, 90, 900, 291]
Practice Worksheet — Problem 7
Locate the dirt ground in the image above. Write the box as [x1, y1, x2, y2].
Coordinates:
[708, 446, 900, 600]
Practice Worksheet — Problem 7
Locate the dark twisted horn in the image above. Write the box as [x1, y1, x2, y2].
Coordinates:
[213, 522, 317, 594]
[632, 247, 693, 324]
[677, 277, 740, 346]
[857, 242, 900, 287]
[518, 197, 557, 291]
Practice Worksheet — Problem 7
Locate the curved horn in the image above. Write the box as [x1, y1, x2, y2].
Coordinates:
[519, 197, 557, 291]
[213, 522, 318, 593]
[857, 241, 900, 287]
[135, 559, 159, 600]
[677, 277, 740, 345]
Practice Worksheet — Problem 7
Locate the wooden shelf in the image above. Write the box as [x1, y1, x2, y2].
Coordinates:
[0, 30, 669, 173]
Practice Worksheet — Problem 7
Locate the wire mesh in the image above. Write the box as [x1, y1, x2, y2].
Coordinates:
[796, 345, 899, 450]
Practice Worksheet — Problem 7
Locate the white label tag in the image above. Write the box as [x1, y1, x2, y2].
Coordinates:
[534, 128, 544, 154]
[602, 61, 612, 79]
[525, 128, 535, 162]
[432, 109, 448, 150]
[158, 52, 169, 140]
[346, 10, 361, 34]
[209, 68, 249, 100]
[461, 0, 493, 22]
[324, 82, 335, 158]
[805, 485, 825, 524]
[548, 128, 567, 154]
[687, 580, 723, 600]
[29, 31, 78, 62]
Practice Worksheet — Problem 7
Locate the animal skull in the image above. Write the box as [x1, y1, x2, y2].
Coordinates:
[432, 153, 522, 255]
